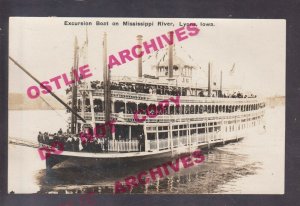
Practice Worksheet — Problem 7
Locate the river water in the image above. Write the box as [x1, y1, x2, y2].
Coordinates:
[8, 106, 284, 194]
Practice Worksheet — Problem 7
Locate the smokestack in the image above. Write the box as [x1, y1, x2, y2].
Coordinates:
[168, 31, 174, 78]
[103, 32, 112, 139]
[208, 62, 212, 97]
[71, 36, 79, 134]
[137, 35, 143, 78]
[103, 32, 108, 86]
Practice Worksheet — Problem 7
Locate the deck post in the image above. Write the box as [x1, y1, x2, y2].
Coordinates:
[188, 121, 191, 152]
[156, 126, 159, 151]
[170, 122, 173, 156]
[186, 124, 189, 146]
[235, 116, 238, 141]
[177, 127, 180, 147]
[111, 101, 115, 113]
[143, 125, 149, 152]
[129, 125, 132, 141]
[167, 125, 170, 149]
[222, 119, 225, 145]
[89, 91, 96, 129]
[81, 91, 86, 123]
[206, 117, 210, 149]
[212, 120, 215, 141]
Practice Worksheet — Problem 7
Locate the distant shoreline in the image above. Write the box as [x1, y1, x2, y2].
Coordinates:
[8, 93, 285, 110]
[9, 108, 66, 111]
[9, 93, 66, 110]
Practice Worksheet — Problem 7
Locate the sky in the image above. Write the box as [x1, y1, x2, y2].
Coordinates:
[9, 17, 286, 97]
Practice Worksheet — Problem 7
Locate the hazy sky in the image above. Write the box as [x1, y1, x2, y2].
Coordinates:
[9, 17, 285, 97]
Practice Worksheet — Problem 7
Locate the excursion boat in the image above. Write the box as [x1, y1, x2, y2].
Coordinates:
[30, 32, 266, 169]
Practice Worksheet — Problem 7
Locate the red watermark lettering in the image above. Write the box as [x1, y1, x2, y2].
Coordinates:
[80, 120, 117, 143]
[114, 149, 205, 193]
[108, 25, 200, 70]
[38, 141, 64, 160]
[27, 64, 93, 99]
[133, 96, 180, 123]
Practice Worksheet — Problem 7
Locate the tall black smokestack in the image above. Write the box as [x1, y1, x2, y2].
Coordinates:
[137, 35, 143, 78]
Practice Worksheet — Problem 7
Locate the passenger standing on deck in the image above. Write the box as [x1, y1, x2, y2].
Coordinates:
[71, 135, 75, 151]
[53, 133, 59, 142]
[37, 132, 43, 144]
[80, 134, 88, 152]
[138, 134, 142, 152]
[149, 87, 153, 94]
[73, 135, 80, 152]
[91, 138, 97, 152]
[96, 138, 103, 152]
[65, 135, 73, 151]
[44, 132, 49, 145]
[141, 134, 145, 151]
[104, 138, 108, 152]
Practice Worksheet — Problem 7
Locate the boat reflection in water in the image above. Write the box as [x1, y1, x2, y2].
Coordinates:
[36, 147, 261, 194]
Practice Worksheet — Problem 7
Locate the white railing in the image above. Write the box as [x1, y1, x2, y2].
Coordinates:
[159, 139, 169, 150]
[149, 140, 157, 150]
[191, 134, 198, 145]
[104, 110, 264, 123]
[148, 133, 212, 151]
[172, 137, 178, 147]
[179, 136, 187, 146]
[198, 134, 206, 143]
[107, 140, 139, 152]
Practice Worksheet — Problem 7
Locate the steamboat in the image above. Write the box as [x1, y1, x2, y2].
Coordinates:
[10, 31, 266, 169]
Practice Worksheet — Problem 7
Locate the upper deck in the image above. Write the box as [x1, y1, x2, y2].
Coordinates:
[66, 79, 265, 127]
[68, 80, 261, 104]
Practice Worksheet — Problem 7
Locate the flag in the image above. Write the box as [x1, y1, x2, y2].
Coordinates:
[155, 50, 159, 59]
[230, 63, 235, 75]
[162, 53, 166, 61]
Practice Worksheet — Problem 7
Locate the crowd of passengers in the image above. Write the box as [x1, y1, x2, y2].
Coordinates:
[37, 128, 145, 153]
[66, 81, 257, 98]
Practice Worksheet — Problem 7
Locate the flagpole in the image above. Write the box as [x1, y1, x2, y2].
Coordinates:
[220, 70, 223, 97]
[208, 62, 211, 97]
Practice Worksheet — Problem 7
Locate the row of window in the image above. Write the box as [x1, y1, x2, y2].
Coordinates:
[146, 114, 263, 132]
[138, 102, 266, 115]
[147, 117, 261, 140]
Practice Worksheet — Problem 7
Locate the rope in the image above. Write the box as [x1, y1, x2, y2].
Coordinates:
[179, 45, 202, 70]
[38, 95, 69, 124]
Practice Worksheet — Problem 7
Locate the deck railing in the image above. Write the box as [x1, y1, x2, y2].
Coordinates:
[107, 139, 139, 152]
[71, 89, 261, 104]
[78, 110, 264, 123]
[146, 127, 249, 152]
[93, 139, 140, 152]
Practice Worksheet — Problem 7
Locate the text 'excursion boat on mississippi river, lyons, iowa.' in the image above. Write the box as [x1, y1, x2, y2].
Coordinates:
[14, 31, 266, 169]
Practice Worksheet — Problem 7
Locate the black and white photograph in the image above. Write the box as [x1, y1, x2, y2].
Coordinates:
[8, 17, 285, 195]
